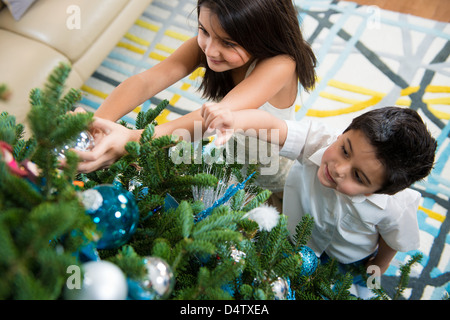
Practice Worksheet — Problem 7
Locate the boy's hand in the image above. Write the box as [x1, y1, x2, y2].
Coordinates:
[201, 102, 235, 146]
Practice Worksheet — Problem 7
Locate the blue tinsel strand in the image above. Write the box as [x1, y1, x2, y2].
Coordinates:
[195, 172, 255, 223]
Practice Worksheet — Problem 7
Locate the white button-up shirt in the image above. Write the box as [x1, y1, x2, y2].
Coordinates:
[279, 119, 421, 264]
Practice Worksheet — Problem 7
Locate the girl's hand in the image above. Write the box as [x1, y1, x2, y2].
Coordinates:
[75, 118, 140, 173]
[201, 102, 235, 145]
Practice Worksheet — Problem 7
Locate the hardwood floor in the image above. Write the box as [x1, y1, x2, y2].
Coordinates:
[349, 0, 450, 22]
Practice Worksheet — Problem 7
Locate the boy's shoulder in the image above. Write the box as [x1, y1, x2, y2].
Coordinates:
[347, 188, 421, 226]
[365, 188, 421, 211]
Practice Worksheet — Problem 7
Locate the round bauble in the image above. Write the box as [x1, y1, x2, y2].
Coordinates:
[64, 261, 127, 300]
[298, 245, 319, 277]
[57, 131, 95, 159]
[271, 277, 288, 300]
[80, 184, 139, 249]
[140, 256, 175, 299]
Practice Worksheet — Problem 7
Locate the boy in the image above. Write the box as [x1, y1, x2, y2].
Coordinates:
[201, 105, 437, 278]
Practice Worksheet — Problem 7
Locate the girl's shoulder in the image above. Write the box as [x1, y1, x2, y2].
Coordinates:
[251, 55, 297, 75]
[256, 54, 297, 67]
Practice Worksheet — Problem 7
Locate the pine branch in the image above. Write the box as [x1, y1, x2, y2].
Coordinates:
[293, 215, 314, 248]
[0, 63, 97, 299]
[135, 100, 169, 130]
[393, 253, 423, 300]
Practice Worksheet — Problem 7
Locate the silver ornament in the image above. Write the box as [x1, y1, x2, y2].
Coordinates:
[140, 256, 175, 299]
[271, 277, 288, 300]
[64, 261, 127, 300]
[57, 130, 95, 159]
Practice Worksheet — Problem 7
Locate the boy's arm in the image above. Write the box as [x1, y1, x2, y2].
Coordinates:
[366, 236, 397, 275]
[201, 105, 288, 146]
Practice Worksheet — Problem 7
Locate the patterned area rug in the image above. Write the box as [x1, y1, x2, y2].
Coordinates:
[79, 0, 450, 300]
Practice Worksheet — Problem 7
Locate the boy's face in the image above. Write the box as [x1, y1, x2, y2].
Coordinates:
[318, 129, 386, 196]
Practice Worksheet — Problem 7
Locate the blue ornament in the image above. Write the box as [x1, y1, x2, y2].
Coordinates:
[76, 241, 100, 263]
[298, 245, 319, 277]
[80, 184, 139, 250]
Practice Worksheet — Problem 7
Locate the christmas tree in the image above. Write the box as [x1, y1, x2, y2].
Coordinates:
[0, 63, 421, 301]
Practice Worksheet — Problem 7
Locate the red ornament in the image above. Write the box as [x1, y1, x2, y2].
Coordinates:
[0, 141, 38, 182]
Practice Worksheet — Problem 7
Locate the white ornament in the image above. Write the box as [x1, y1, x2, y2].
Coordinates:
[64, 261, 127, 300]
[243, 205, 280, 232]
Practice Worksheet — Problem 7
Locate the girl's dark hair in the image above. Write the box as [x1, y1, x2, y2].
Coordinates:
[344, 107, 437, 195]
[197, 0, 317, 101]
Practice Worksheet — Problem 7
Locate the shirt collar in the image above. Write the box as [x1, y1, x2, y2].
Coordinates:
[309, 147, 389, 210]
[348, 193, 388, 209]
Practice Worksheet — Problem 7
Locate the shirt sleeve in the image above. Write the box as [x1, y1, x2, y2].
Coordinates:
[279, 120, 309, 160]
[377, 189, 421, 252]
[279, 119, 338, 161]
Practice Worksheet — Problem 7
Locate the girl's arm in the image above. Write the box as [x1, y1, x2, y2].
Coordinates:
[154, 54, 297, 140]
[76, 37, 203, 173]
[77, 53, 296, 172]
[95, 36, 203, 121]
[365, 236, 397, 275]
[220, 55, 297, 112]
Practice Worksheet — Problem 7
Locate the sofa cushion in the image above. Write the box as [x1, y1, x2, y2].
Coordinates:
[0, 0, 130, 62]
[2, 0, 37, 20]
[0, 30, 82, 134]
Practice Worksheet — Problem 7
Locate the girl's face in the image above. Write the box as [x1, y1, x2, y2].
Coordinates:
[318, 129, 386, 197]
[197, 6, 252, 73]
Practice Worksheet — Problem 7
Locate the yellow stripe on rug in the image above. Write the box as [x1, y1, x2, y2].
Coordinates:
[306, 80, 450, 118]
[81, 85, 108, 100]
[418, 206, 446, 223]
[124, 32, 150, 47]
[117, 42, 146, 55]
[135, 19, 160, 32]
[164, 30, 191, 42]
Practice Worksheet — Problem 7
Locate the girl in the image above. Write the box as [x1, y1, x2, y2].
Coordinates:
[77, 0, 316, 194]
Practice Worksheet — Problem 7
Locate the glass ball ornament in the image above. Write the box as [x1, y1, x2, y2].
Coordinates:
[271, 277, 288, 300]
[80, 184, 139, 250]
[64, 261, 127, 300]
[56, 131, 95, 159]
[298, 245, 319, 277]
[140, 256, 175, 300]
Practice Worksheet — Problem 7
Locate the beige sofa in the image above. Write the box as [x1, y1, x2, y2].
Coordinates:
[0, 0, 153, 134]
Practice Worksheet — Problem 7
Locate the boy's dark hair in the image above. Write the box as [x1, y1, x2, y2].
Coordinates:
[344, 107, 437, 195]
[197, 0, 316, 101]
